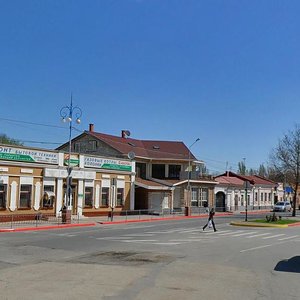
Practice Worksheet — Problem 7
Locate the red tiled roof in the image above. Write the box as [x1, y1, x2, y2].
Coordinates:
[216, 176, 244, 186]
[87, 131, 196, 160]
[215, 172, 276, 186]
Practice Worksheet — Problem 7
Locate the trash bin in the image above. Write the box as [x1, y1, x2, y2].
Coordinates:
[185, 206, 191, 216]
[62, 207, 71, 224]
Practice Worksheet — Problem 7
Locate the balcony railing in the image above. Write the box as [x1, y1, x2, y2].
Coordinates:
[180, 171, 213, 181]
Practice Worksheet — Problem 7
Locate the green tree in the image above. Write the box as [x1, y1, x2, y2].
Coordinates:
[270, 124, 300, 216]
[258, 164, 267, 177]
[237, 160, 247, 175]
[0, 134, 23, 146]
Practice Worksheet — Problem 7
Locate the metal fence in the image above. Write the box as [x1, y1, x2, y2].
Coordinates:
[0, 213, 82, 229]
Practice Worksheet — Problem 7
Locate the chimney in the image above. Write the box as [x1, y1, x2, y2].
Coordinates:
[121, 130, 126, 138]
[89, 123, 94, 132]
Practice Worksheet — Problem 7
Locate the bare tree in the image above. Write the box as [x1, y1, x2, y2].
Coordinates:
[270, 125, 300, 216]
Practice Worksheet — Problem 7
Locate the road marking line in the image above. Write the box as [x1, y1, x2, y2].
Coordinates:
[232, 231, 258, 237]
[123, 234, 154, 237]
[169, 239, 195, 242]
[240, 244, 273, 252]
[262, 234, 285, 239]
[218, 231, 245, 236]
[151, 242, 181, 245]
[246, 233, 270, 238]
[278, 235, 298, 241]
[96, 236, 133, 240]
[179, 229, 202, 233]
[121, 239, 158, 242]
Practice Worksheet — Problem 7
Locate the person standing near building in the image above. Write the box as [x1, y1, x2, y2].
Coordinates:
[203, 208, 217, 232]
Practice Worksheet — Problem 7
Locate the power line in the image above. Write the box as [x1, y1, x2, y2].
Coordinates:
[0, 117, 66, 129]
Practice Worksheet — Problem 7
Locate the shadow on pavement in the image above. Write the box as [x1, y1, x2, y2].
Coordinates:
[274, 256, 300, 273]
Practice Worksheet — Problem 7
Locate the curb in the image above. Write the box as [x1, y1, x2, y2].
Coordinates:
[230, 221, 288, 228]
[0, 222, 96, 233]
[99, 213, 232, 225]
[240, 210, 272, 215]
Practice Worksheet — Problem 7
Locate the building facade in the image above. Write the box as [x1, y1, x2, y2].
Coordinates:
[57, 124, 217, 213]
[214, 172, 277, 211]
[0, 144, 134, 217]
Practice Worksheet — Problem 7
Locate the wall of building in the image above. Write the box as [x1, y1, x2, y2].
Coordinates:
[0, 144, 134, 217]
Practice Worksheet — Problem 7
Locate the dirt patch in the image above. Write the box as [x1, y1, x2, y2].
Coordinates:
[67, 251, 176, 266]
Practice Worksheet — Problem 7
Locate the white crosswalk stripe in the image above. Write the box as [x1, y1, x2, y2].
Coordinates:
[218, 230, 245, 236]
[262, 234, 286, 239]
[232, 231, 258, 237]
[278, 235, 298, 241]
[246, 233, 270, 238]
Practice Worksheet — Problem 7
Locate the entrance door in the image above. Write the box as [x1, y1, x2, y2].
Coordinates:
[215, 192, 226, 212]
[149, 192, 169, 213]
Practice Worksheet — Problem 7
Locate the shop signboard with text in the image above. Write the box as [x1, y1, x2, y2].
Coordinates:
[84, 156, 132, 172]
[0, 145, 58, 164]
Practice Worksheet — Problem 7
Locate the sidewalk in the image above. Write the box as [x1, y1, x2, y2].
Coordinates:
[4, 209, 294, 233]
[0, 212, 232, 233]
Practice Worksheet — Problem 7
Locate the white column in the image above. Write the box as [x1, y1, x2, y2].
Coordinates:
[56, 178, 63, 216]
[9, 181, 18, 211]
[79, 154, 85, 168]
[77, 179, 84, 216]
[130, 161, 136, 210]
[95, 184, 100, 209]
[34, 182, 41, 211]
[58, 152, 64, 167]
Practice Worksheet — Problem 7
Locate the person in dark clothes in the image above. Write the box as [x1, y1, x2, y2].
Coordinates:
[203, 208, 217, 232]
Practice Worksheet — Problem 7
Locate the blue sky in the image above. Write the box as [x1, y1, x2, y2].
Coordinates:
[1, 0, 300, 174]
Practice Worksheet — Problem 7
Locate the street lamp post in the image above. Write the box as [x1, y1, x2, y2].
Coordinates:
[60, 95, 82, 215]
[244, 180, 251, 222]
[186, 138, 200, 216]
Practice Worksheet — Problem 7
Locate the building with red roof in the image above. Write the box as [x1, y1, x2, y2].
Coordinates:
[214, 171, 277, 212]
[57, 124, 217, 215]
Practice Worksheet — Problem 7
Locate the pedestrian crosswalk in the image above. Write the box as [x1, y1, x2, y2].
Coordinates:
[94, 227, 300, 246]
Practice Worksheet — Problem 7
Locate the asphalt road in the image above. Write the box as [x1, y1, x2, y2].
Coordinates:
[0, 215, 299, 300]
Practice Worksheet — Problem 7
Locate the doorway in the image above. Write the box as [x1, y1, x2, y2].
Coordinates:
[215, 191, 226, 212]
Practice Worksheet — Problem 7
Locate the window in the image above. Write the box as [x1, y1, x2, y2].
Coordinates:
[191, 188, 198, 206]
[255, 192, 258, 202]
[42, 185, 55, 208]
[101, 187, 109, 206]
[0, 184, 7, 209]
[268, 193, 271, 202]
[74, 142, 81, 152]
[84, 187, 93, 207]
[20, 185, 32, 208]
[168, 165, 181, 179]
[191, 187, 208, 207]
[89, 140, 97, 151]
[136, 163, 146, 179]
[116, 188, 124, 206]
[152, 164, 165, 179]
[260, 193, 263, 202]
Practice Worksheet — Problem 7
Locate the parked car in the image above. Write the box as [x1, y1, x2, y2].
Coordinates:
[273, 201, 292, 212]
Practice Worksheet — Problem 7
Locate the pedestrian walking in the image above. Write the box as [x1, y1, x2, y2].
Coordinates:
[203, 208, 217, 232]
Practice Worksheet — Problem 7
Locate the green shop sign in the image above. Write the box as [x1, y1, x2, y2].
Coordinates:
[64, 154, 80, 167]
[0, 146, 58, 164]
[84, 156, 132, 172]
